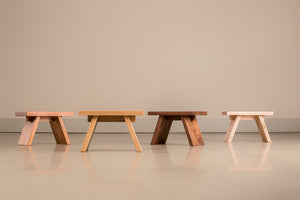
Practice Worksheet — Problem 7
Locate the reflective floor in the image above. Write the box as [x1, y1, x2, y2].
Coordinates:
[1, 132, 300, 200]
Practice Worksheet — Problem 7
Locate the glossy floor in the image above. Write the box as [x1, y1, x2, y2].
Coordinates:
[1, 132, 300, 200]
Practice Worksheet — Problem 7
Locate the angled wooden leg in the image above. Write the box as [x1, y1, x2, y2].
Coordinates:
[18, 117, 40, 146]
[224, 116, 241, 143]
[182, 116, 205, 146]
[255, 116, 272, 143]
[50, 117, 71, 145]
[151, 116, 173, 145]
[124, 116, 142, 152]
[80, 116, 98, 152]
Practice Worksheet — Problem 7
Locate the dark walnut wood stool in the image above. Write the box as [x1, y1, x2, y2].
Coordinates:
[16, 112, 73, 146]
[79, 111, 143, 152]
[223, 111, 273, 143]
[148, 111, 207, 146]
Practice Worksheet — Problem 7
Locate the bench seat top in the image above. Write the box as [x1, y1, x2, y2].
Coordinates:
[148, 111, 207, 116]
[222, 111, 274, 116]
[15, 112, 74, 117]
[79, 111, 143, 116]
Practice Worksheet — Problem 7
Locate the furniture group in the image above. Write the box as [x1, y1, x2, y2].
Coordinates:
[15, 110, 274, 152]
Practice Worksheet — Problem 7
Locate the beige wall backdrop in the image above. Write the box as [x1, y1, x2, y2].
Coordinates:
[1, 0, 300, 132]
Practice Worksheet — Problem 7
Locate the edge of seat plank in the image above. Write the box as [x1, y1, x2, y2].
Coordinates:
[222, 111, 274, 116]
[148, 111, 207, 116]
[15, 112, 74, 117]
[79, 111, 144, 116]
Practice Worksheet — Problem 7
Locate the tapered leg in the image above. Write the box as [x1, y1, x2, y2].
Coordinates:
[50, 117, 71, 145]
[80, 116, 98, 152]
[124, 116, 142, 152]
[255, 116, 272, 143]
[224, 116, 241, 143]
[151, 116, 173, 145]
[182, 116, 205, 146]
[18, 117, 40, 146]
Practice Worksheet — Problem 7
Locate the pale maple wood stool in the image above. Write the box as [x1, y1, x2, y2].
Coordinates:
[16, 112, 73, 146]
[148, 111, 207, 146]
[79, 111, 143, 152]
[223, 111, 273, 143]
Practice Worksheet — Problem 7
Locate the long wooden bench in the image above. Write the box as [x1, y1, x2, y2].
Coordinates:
[16, 111, 73, 146]
[148, 111, 207, 146]
[79, 111, 143, 152]
[222, 111, 273, 143]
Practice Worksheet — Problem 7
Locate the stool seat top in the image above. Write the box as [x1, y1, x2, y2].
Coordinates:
[15, 112, 74, 117]
[79, 111, 143, 116]
[148, 111, 207, 116]
[222, 111, 274, 116]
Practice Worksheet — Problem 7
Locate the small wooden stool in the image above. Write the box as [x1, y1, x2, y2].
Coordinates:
[16, 112, 73, 146]
[79, 111, 143, 152]
[148, 111, 207, 146]
[223, 111, 273, 143]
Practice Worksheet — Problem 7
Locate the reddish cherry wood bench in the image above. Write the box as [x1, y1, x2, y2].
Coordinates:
[79, 111, 143, 152]
[222, 111, 273, 143]
[16, 112, 73, 146]
[148, 111, 207, 146]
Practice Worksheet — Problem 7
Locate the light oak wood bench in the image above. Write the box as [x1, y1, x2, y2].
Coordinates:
[16, 112, 73, 146]
[148, 111, 207, 146]
[79, 111, 143, 152]
[222, 111, 273, 143]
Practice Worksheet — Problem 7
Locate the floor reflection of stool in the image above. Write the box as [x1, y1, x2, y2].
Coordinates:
[149, 111, 207, 146]
[151, 146, 203, 170]
[19, 145, 71, 173]
[81, 152, 141, 186]
[16, 112, 73, 145]
[227, 143, 272, 171]
[223, 111, 273, 143]
[79, 111, 143, 152]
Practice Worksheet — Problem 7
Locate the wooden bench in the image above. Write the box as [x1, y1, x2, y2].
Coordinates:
[148, 111, 207, 146]
[16, 112, 73, 146]
[79, 111, 143, 152]
[222, 111, 273, 143]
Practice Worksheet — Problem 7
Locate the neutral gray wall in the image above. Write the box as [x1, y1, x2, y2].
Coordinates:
[1, 0, 300, 132]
